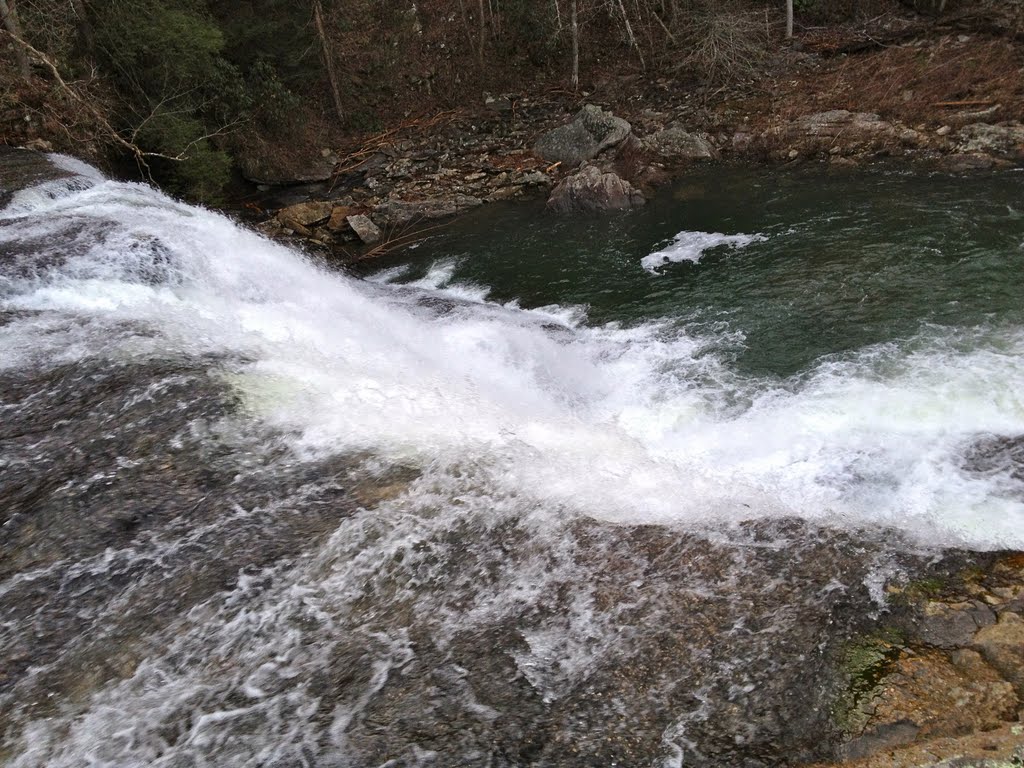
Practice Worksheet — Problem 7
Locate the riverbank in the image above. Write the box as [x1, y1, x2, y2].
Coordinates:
[248, 10, 1024, 262]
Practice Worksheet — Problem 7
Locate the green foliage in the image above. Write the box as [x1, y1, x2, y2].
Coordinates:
[244, 59, 305, 133]
[209, 0, 317, 84]
[75, 0, 318, 198]
[135, 114, 232, 202]
[86, 0, 240, 198]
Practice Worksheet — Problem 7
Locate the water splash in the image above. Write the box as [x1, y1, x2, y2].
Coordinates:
[641, 230, 766, 272]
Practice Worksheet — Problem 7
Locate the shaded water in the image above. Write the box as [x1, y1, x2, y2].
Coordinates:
[1, 154, 1022, 767]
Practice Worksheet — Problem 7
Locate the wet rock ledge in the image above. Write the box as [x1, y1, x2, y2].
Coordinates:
[817, 553, 1024, 768]
[0, 145, 73, 208]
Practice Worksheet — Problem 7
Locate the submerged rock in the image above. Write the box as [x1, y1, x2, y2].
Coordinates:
[546, 164, 645, 213]
[937, 153, 1012, 172]
[534, 104, 632, 167]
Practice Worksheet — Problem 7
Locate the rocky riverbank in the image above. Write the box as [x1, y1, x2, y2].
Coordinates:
[250, 20, 1024, 262]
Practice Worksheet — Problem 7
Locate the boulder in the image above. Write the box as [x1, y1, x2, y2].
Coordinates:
[534, 104, 632, 167]
[781, 110, 898, 154]
[238, 154, 336, 185]
[326, 206, 355, 232]
[642, 126, 717, 162]
[546, 164, 645, 213]
[276, 201, 333, 229]
[346, 214, 382, 245]
[957, 123, 1024, 159]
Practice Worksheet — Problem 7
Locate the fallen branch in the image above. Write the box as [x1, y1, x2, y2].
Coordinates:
[355, 219, 453, 261]
[933, 99, 995, 107]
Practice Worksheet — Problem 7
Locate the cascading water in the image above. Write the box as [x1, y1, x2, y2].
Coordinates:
[1, 152, 1022, 767]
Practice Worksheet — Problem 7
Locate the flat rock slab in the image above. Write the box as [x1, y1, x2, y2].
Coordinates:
[347, 214, 382, 244]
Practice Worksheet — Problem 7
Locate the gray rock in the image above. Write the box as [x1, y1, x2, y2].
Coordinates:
[534, 104, 632, 167]
[643, 126, 717, 162]
[957, 123, 1024, 158]
[781, 110, 898, 153]
[0, 147, 74, 208]
[546, 164, 645, 213]
[346, 214, 382, 245]
[372, 195, 483, 228]
[238, 154, 336, 185]
[842, 720, 920, 761]
[518, 170, 552, 187]
[936, 153, 1008, 173]
[732, 132, 754, 153]
[913, 600, 995, 648]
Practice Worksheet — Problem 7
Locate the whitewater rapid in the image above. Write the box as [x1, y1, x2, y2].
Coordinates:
[2, 155, 1024, 550]
[5, 152, 1024, 768]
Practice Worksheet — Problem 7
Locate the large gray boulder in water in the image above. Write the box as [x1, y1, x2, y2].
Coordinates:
[546, 164, 645, 213]
[534, 104, 632, 167]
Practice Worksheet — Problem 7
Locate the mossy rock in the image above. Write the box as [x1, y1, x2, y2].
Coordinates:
[832, 629, 905, 735]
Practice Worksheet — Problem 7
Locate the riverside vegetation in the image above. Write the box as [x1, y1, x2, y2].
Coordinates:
[2, 1, 1023, 216]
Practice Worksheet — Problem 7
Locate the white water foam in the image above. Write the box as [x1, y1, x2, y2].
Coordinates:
[3, 167, 1024, 550]
[641, 230, 766, 272]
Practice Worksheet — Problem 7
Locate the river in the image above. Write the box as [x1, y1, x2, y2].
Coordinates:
[1, 154, 1022, 767]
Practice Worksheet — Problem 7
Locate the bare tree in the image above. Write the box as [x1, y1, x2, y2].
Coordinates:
[0, 0, 31, 79]
[312, 0, 344, 124]
[570, 0, 579, 90]
[69, 0, 95, 52]
[785, 0, 793, 39]
[613, 0, 645, 69]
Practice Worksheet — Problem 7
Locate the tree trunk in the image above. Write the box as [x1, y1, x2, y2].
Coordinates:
[785, 0, 793, 39]
[478, 0, 486, 67]
[69, 0, 95, 52]
[570, 0, 579, 91]
[312, 0, 344, 124]
[615, 0, 644, 69]
[0, 0, 31, 80]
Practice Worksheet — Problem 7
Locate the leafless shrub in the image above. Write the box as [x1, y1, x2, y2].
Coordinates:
[674, 3, 769, 84]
